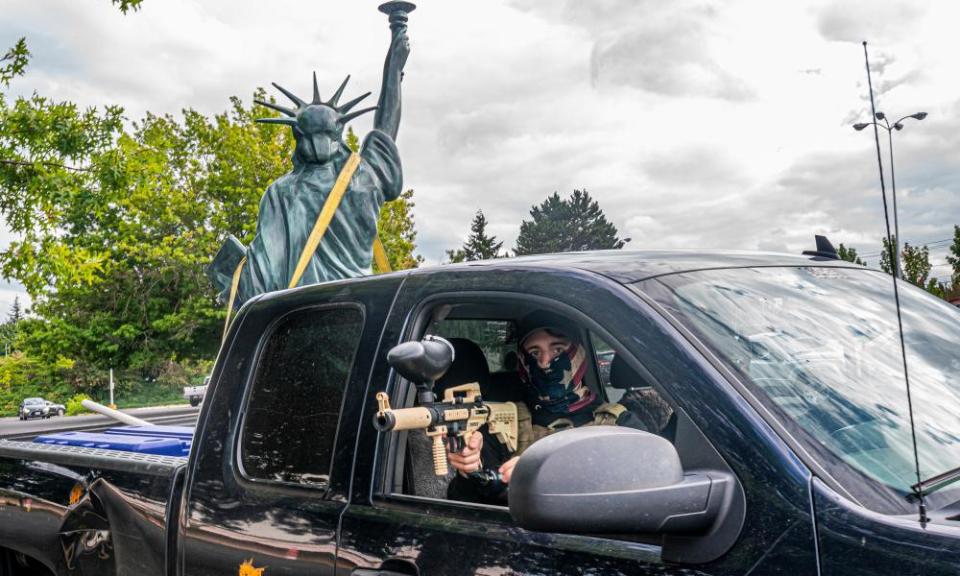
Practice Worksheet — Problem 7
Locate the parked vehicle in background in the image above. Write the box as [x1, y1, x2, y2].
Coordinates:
[183, 377, 209, 407]
[18, 398, 65, 420]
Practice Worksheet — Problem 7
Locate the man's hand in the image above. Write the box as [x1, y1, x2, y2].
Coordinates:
[447, 430, 482, 475]
[499, 456, 520, 484]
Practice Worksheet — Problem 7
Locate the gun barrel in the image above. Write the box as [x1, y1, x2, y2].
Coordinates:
[373, 406, 434, 432]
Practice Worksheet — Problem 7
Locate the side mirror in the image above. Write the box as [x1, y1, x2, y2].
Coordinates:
[509, 427, 744, 564]
[386, 336, 455, 398]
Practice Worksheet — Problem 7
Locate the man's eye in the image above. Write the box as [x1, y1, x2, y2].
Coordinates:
[552, 346, 565, 355]
[528, 350, 541, 358]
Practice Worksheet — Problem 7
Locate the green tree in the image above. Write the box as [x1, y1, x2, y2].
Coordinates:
[879, 236, 896, 275]
[0, 55, 294, 379]
[880, 236, 934, 288]
[0, 39, 29, 88]
[945, 225, 960, 289]
[375, 188, 424, 271]
[837, 243, 866, 266]
[0, 296, 21, 356]
[514, 189, 624, 256]
[345, 126, 423, 271]
[446, 209, 504, 263]
[901, 243, 932, 288]
[112, 0, 144, 13]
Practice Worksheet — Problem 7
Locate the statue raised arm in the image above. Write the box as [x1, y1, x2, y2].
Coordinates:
[374, 2, 414, 141]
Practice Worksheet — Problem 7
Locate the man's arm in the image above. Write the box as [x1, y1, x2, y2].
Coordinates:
[373, 12, 410, 141]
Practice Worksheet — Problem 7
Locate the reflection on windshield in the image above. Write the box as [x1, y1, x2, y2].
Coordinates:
[641, 266, 960, 503]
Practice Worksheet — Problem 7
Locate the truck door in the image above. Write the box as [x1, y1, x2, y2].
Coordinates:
[337, 267, 821, 575]
[178, 276, 403, 576]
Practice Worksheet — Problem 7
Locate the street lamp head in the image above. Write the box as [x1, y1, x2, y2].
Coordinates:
[894, 123, 903, 130]
[911, 112, 928, 121]
[875, 111, 886, 120]
[853, 123, 870, 131]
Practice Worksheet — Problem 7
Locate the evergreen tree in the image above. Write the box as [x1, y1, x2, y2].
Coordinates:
[446, 210, 504, 263]
[837, 243, 866, 266]
[7, 296, 22, 323]
[514, 189, 624, 256]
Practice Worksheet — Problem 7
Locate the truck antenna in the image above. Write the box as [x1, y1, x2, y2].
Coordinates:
[862, 41, 927, 524]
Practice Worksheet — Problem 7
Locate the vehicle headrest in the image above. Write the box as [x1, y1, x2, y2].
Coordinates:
[435, 338, 490, 390]
[609, 355, 654, 390]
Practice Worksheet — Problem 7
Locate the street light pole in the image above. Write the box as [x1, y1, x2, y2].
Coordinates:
[853, 111, 927, 278]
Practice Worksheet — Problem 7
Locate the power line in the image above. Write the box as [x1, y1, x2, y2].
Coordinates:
[858, 237, 955, 259]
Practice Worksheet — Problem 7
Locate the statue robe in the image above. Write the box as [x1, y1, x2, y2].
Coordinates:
[233, 129, 402, 305]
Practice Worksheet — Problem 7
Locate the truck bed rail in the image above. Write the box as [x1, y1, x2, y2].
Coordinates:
[0, 439, 185, 477]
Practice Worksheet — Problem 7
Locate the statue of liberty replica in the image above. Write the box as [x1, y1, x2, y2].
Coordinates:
[208, 2, 414, 309]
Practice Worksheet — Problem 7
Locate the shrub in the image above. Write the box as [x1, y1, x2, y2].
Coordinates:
[66, 394, 91, 416]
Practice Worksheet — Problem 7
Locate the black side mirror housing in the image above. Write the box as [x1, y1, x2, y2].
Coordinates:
[508, 426, 744, 564]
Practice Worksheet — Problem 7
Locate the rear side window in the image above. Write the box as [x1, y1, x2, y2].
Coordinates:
[240, 306, 364, 487]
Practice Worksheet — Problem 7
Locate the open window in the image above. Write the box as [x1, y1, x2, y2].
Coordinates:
[384, 296, 679, 504]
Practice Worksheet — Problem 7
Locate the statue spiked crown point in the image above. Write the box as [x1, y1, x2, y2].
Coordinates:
[255, 74, 377, 128]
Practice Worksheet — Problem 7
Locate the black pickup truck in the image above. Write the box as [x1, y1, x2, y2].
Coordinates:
[2, 250, 960, 576]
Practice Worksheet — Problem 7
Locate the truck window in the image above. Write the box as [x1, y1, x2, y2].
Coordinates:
[240, 306, 363, 487]
[398, 306, 678, 507]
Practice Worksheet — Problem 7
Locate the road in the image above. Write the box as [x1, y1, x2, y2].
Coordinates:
[0, 404, 200, 440]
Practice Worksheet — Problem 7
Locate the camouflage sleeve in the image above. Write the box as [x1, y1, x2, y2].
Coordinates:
[360, 129, 403, 202]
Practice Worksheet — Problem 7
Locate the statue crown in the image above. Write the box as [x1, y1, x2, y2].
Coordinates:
[255, 74, 376, 132]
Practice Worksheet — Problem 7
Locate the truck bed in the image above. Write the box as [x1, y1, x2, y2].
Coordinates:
[0, 439, 186, 575]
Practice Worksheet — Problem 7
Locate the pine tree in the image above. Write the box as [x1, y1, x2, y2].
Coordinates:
[7, 296, 22, 323]
[837, 243, 866, 266]
[514, 190, 624, 256]
[446, 210, 504, 263]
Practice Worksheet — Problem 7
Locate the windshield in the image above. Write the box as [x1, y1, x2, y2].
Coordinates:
[23, 398, 43, 404]
[638, 266, 960, 512]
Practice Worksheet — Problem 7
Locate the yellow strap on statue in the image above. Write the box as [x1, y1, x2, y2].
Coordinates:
[222, 256, 247, 344]
[373, 235, 391, 272]
[224, 151, 387, 342]
[288, 152, 362, 289]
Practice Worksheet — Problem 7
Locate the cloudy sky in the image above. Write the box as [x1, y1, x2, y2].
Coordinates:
[2, 0, 958, 314]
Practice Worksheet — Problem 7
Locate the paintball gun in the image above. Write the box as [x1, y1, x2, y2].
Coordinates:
[373, 336, 519, 476]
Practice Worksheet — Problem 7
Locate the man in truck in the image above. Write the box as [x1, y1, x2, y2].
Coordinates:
[445, 310, 674, 503]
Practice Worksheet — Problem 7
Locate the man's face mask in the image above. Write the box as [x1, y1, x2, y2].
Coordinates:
[519, 329, 594, 417]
